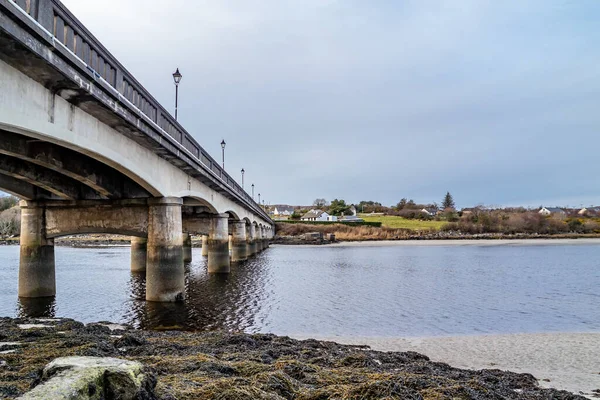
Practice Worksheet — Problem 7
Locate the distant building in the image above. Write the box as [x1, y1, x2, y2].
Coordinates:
[339, 206, 363, 222]
[539, 207, 566, 216]
[421, 207, 438, 216]
[301, 209, 336, 222]
[578, 206, 600, 216]
[273, 205, 295, 217]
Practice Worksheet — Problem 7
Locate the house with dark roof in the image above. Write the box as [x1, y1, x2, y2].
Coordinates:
[301, 209, 337, 222]
[421, 207, 439, 216]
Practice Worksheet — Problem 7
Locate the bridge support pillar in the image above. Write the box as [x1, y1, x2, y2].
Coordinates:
[231, 221, 248, 262]
[19, 201, 55, 298]
[247, 224, 257, 257]
[201, 235, 209, 257]
[146, 198, 185, 302]
[257, 228, 264, 252]
[130, 237, 147, 273]
[208, 214, 230, 273]
[183, 233, 192, 263]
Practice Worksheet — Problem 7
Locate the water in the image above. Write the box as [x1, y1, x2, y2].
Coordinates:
[0, 243, 598, 337]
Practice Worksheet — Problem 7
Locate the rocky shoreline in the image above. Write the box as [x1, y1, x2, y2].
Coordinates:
[0, 318, 586, 399]
[1, 232, 600, 248]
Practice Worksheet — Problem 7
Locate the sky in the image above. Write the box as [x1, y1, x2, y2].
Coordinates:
[52, 0, 600, 208]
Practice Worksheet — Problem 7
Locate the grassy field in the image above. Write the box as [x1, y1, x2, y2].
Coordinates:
[359, 214, 447, 231]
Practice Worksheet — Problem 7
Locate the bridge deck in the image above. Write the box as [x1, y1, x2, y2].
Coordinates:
[0, 0, 270, 222]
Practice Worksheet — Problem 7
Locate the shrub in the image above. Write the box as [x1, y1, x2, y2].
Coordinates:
[0, 206, 20, 237]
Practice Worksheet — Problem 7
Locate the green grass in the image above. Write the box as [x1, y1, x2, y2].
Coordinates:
[359, 214, 446, 231]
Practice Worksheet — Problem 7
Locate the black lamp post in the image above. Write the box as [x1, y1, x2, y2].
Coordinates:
[220, 139, 226, 170]
[241, 168, 245, 189]
[251, 184, 254, 200]
[172, 68, 182, 120]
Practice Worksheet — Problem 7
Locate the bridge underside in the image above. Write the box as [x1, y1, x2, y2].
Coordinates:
[0, 128, 274, 303]
[0, 0, 274, 303]
[0, 130, 150, 200]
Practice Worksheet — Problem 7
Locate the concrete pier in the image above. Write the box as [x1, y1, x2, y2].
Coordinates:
[257, 227, 264, 252]
[208, 214, 230, 273]
[183, 233, 192, 263]
[231, 221, 248, 262]
[18, 201, 56, 298]
[201, 235, 209, 257]
[130, 237, 147, 273]
[247, 224, 257, 257]
[146, 198, 185, 302]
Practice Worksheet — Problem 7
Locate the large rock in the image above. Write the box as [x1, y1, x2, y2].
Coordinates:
[18, 356, 156, 400]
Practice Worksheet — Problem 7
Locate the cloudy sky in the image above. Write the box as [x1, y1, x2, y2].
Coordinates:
[57, 0, 599, 208]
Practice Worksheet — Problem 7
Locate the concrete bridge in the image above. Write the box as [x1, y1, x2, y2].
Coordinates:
[0, 0, 274, 302]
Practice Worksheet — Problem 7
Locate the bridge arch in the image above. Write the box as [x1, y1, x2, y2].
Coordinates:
[0, 104, 164, 197]
[224, 210, 241, 221]
[182, 195, 218, 214]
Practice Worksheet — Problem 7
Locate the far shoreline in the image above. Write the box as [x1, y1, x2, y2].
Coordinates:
[274, 237, 600, 247]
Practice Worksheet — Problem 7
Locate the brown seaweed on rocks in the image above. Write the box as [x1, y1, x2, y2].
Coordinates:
[0, 318, 587, 399]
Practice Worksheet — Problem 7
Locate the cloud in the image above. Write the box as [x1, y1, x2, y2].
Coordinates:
[60, 0, 600, 207]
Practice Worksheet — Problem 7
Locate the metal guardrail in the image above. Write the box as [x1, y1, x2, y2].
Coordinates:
[6, 0, 270, 222]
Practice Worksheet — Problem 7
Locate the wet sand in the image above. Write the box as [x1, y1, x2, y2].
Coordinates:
[292, 332, 600, 398]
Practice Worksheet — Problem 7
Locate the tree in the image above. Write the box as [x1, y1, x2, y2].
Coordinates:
[442, 192, 455, 210]
[313, 198, 329, 208]
[396, 198, 408, 210]
[0, 196, 18, 212]
[328, 199, 352, 216]
[357, 200, 384, 213]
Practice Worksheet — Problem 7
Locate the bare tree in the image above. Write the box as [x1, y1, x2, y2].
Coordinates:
[313, 198, 329, 208]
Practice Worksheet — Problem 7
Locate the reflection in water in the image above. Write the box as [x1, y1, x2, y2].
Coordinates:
[1, 244, 599, 337]
[129, 254, 270, 331]
[17, 296, 56, 318]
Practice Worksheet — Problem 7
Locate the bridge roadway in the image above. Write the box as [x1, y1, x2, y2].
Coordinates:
[0, 0, 274, 302]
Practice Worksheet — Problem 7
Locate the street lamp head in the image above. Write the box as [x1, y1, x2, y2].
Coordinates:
[221, 139, 226, 150]
[241, 168, 245, 174]
[172, 68, 182, 85]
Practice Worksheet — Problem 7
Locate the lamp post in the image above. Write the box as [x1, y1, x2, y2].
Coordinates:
[172, 68, 182, 120]
[241, 168, 245, 189]
[220, 139, 226, 170]
[251, 184, 254, 200]
[258, 193, 261, 205]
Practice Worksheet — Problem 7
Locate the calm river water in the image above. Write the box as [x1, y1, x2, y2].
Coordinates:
[0, 243, 598, 337]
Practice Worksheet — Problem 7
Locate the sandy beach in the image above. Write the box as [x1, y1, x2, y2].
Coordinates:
[292, 332, 600, 398]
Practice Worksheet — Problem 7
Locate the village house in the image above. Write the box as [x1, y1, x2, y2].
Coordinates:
[273, 205, 295, 217]
[578, 206, 600, 216]
[301, 209, 337, 222]
[421, 207, 438, 216]
[539, 207, 566, 216]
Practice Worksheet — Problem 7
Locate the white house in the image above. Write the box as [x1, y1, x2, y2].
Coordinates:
[539, 207, 566, 216]
[421, 207, 438, 216]
[301, 209, 335, 222]
[578, 206, 600, 216]
[273, 205, 294, 216]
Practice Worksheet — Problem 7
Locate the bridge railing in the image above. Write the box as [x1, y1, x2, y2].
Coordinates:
[7, 0, 268, 220]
